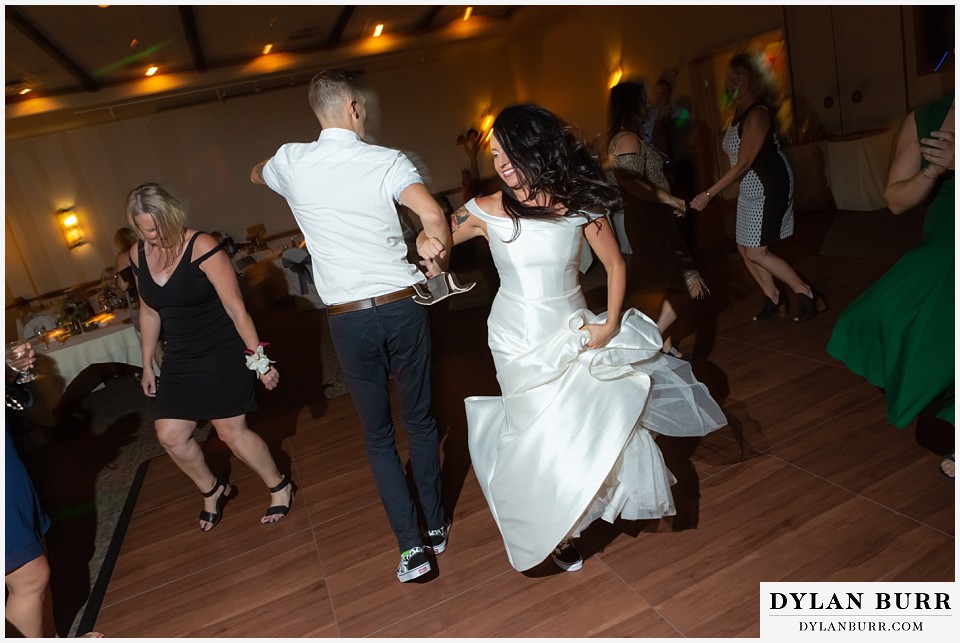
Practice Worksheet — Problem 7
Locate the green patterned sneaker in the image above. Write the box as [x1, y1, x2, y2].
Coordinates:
[397, 546, 431, 582]
[424, 521, 450, 555]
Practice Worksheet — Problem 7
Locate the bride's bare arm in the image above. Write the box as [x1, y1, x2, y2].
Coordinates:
[581, 216, 625, 349]
[416, 204, 488, 276]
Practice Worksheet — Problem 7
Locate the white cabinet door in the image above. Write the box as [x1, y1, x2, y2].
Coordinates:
[831, 5, 906, 133]
[785, 5, 842, 135]
[786, 6, 906, 135]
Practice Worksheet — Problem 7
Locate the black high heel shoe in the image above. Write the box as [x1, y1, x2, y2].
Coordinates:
[753, 289, 787, 321]
[794, 287, 828, 322]
[199, 478, 233, 532]
[262, 474, 297, 524]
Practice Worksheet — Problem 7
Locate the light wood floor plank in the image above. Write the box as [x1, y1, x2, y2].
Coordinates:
[90, 240, 954, 637]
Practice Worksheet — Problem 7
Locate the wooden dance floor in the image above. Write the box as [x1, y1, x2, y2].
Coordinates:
[90, 212, 954, 637]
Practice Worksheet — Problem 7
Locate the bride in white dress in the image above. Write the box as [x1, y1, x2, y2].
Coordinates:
[420, 105, 726, 572]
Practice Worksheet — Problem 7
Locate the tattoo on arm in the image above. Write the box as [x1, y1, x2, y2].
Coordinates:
[451, 206, 470, 231]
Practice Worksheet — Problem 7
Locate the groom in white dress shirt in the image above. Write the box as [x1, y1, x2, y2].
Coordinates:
[250, 69, 452, 583]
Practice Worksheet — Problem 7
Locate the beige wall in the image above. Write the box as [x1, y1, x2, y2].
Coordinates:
[5, 5, 945, 300]
[5, 38, 519, 298]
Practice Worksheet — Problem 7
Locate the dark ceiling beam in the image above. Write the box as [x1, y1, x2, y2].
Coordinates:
[5, 6, 99, 92]
[416, 7, 443, 31]
[179, 6, 207, 73]
[326, 5, 356, 46]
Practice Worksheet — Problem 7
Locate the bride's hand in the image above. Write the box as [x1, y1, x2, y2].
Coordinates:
[419, 258, 443, 278]
[583, 321, 619, 349]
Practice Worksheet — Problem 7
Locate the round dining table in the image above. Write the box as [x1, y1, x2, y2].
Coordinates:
[22, 319, 149, 426]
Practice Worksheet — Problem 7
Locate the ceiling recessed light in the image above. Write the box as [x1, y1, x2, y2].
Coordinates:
[129, 38, 139, 48]
[262, 44, 273, 55]
[373, 24, 384, 38]
[464, 7, 473, 21]
[19, 87, 32, 95]
[145, 66, 158, 77]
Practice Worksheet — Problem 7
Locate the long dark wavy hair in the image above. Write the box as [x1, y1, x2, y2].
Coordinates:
[493, 104, 622, 237]
[607, 81, 648, 141]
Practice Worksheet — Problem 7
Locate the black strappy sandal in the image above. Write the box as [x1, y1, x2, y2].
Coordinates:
[262, 474, 297, 524]
[199, 478, 233, 532]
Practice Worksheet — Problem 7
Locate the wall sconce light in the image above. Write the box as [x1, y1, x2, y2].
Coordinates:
[479, 108, 494, 145]
[56, 207, 87, 249]
[608, 63, 624, 89]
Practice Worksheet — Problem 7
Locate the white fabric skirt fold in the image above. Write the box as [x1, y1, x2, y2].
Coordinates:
[467, 303, 726, 571]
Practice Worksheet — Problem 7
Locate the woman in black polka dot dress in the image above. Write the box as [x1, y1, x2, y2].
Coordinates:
[690, 53, 826, 322]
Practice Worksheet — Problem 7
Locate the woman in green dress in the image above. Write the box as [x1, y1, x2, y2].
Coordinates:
[826, 92, 954, 476]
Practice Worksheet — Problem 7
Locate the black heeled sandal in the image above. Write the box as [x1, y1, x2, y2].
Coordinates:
[794, 287, 828, 322]
[753, 290, 787, 321]
[199, 478, 233, 532]
[262, 474, 297, 524]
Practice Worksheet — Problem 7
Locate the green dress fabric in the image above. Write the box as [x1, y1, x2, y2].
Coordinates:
[826, 92, 954, 429]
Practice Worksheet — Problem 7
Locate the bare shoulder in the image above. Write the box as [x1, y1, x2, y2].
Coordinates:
[475, 191, 505, 217]
[190, 230, 220, 257]
[610, 130, 641, 156]
[743, 105, 772, 128]
[128, 244, 140, 268]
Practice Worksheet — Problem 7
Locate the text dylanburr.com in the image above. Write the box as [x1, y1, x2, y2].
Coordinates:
[761, 582, 955, 640]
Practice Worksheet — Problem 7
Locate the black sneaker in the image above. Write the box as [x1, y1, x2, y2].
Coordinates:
[424, 521, 450, 555]
[397, 546, 431, 582]
[552, 541, 583, 572]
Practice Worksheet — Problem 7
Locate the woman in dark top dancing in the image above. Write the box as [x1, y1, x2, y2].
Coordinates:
[127, 183, 294, 531]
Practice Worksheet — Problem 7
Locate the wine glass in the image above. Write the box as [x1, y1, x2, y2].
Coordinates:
[34, 325, 49, 351]
[6, 340, 39, 383]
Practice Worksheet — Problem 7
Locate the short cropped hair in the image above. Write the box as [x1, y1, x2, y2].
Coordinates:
[308, 70, 364, 117]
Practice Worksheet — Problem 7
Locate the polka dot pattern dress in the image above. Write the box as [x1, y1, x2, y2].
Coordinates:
[721, 101, 795, 248]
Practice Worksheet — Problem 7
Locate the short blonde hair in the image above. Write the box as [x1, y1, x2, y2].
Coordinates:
[125, 183, 186, 255]
[308, 69, 363, 117]
[729, 52, 772, 103]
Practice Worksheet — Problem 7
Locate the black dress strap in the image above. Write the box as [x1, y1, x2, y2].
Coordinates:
[131, 240, 146, 276]
[190, 231, 225, 265]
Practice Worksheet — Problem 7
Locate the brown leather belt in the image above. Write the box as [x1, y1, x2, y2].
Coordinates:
[325, 286, 416, 316]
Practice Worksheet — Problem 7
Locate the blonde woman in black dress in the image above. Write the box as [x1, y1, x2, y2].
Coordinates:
[127, 183, 294, 531]
[690, 53, 826, 322]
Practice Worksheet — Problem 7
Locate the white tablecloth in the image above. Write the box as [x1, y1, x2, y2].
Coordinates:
[16, 313, 59, 341]
[271, 257, 325, 309]
[821, 128, 894, 211]
[24, 321, 145, 426]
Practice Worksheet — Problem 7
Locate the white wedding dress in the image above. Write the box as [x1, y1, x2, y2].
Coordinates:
[463, 198, 727, 571]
